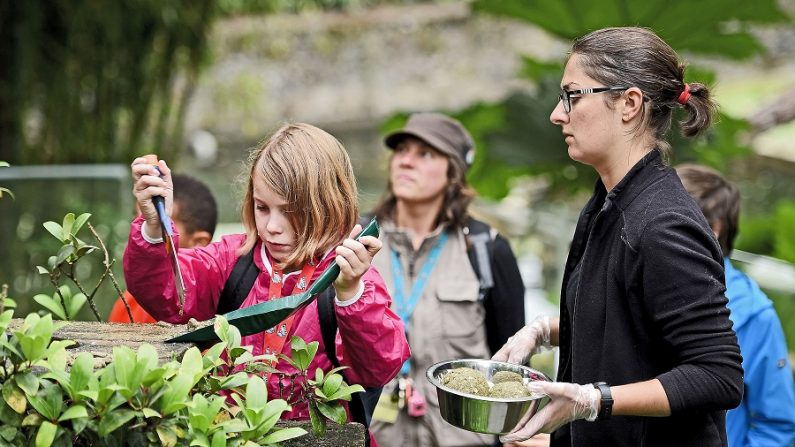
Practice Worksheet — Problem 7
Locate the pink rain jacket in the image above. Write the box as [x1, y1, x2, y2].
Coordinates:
[123, 216, 410, 423]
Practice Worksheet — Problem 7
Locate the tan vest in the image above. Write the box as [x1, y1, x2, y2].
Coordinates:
[370, 222, 494, 447]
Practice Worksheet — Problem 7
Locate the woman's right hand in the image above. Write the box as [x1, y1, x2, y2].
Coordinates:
[492, 316, 552, 365]
[131, 157, 173, 240]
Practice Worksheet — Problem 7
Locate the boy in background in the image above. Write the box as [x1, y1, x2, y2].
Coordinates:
[109, 174, 218, 323]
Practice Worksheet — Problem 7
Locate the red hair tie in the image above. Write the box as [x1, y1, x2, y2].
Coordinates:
[677, 83, 691, 105]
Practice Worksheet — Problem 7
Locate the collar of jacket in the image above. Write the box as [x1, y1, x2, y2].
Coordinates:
[583, 149, 665, 216]
[381, 219, 450, 258]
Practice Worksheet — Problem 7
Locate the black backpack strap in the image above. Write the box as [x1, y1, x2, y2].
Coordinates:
[318, 289, 376, 445]
[464, 218, 496, 300]
[317, 289, 340, 366]
[217, 249, 260, 315]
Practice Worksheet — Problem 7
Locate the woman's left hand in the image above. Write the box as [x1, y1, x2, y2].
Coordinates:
[504, 433, 550, 447]
[333, 224, 382, 301]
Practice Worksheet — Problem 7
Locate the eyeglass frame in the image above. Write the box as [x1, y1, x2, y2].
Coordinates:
[558, 86, 629, 113]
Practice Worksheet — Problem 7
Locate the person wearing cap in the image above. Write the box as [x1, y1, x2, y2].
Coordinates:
[368, 112, 526, 446]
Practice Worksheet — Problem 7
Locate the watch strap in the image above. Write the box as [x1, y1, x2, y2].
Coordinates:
[592, 382, 613, 420]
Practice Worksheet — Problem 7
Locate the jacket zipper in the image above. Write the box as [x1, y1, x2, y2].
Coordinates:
[570, 205, 605, 447]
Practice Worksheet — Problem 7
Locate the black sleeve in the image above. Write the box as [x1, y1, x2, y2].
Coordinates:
[484, 234, 526, 355]
[641, 212, 743, 413]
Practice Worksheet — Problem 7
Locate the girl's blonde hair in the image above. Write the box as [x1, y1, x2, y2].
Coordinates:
[239, 123, 359, 268]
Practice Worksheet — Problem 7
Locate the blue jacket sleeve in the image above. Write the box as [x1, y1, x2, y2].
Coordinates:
[739, 307, 795, 446]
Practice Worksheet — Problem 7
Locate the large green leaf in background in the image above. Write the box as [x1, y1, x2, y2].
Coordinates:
[472, 0, 789, 60]
[447, 0, 789, 199]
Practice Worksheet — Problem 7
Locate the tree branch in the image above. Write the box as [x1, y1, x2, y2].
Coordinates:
[748, 87, 795, 136]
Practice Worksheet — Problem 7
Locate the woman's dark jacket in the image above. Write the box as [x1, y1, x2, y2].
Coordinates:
[552, 150, 743, 447]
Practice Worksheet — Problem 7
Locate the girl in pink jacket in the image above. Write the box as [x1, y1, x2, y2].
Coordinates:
[123, 123, 410, 434]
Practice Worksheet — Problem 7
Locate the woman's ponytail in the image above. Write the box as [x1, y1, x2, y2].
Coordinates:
[678, 81, 718, 137]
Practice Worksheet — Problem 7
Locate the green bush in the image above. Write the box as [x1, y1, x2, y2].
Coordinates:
[0, 212, 364, 446]
[0, 305, 362, 447]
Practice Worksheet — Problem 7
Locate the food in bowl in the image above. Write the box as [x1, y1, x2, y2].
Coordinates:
[441, 367, 491, 396]
[489, 381, 531, 398]
[427, 359, 550, 435]
[440, 367, 532, 399]
[492, 370, 523, 384]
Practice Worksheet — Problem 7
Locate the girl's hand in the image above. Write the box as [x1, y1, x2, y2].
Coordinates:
[130, 157, 173, 240]
[333, 224, 382, 301]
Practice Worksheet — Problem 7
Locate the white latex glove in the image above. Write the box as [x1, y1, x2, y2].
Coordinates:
[503, 433, 550, 447]
[492, 316, 551, 365]
[500, 381, 599, 444]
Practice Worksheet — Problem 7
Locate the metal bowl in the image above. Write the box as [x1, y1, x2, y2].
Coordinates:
[426, 358, 550, 435]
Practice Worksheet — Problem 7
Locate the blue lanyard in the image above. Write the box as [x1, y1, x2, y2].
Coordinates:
[391, 231, 448, 374]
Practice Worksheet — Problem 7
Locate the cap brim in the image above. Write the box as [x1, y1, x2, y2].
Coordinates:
[384, 129, 458, 160]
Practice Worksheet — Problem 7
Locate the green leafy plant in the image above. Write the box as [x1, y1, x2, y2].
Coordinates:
[280, 337, 364, 437]
[34, 213, 127, 322]
[0, 212, 367, 446]
[0, 306, 312, 447]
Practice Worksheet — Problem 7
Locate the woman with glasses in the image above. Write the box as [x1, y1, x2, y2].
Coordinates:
[494, 27, 743, 447]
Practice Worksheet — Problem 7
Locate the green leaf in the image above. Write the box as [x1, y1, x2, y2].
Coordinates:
[160, 374, 193, 415]
[256, 399, 290, 436]
[211, 431, 227, 447]
[66, 293, 87, 320]
[190, 435, 210, 447]
[0, 187, 14, 200]
[307, 401, 325, 437]
[321, 374, 343, 398]
[290, 336, 307, 352]
[2, 383, 27, 414]
[69, 353, 95, 397]
[21, 413, 41, 426]
[219, 373, 250, 390]
[98, 409, 136, 437]
[44, 340, 71, 372]
[111, 346, 138, 398]
[259, 427, 308, 444]
[314, 387, 328, 400]
[35, 421, 57, 447]
[55, 245, 75, 266]
[15, 372, 40, 396]
[61, 213, 75, 240]
[331, 384, 365, 401]
[316, 401, 347, 425]
[142, 408, 161, 418]
[213, 317, 230, 344]
[72, 213, 91, 236]
[244, 375, 268, 411]
[42, 222, 64, 242]
[28, 382, 63, 421]
[33, 295, 66, 320]
[0, 425, 17, 442]
[157, 426, 178, 447]
[180, 347, 204, 381]
[36, 266, 50, 275]
[58, 405, 88, 421]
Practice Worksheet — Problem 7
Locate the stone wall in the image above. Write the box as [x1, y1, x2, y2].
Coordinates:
[186, 2, 563, 141]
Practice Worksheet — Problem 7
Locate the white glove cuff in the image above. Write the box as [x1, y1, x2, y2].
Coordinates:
[538, 315, 552, 349]
[584, 385, 599, 422]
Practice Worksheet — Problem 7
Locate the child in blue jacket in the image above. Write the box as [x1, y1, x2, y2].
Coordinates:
[678, 164, 795, 447]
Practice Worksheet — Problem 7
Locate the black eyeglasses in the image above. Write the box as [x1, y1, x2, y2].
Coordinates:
[558, 87, 629, 113]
